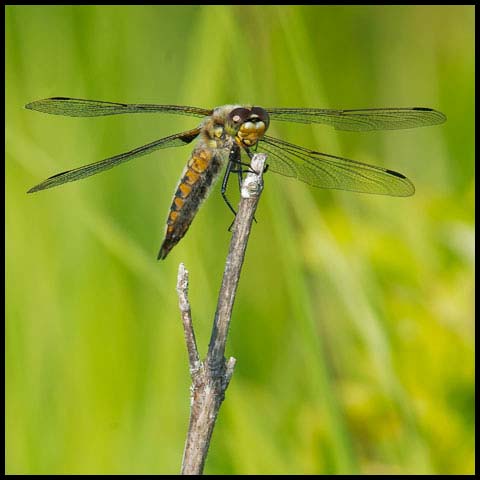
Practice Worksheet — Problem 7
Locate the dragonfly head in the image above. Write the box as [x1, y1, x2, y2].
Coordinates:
[226, 106, 270, 147]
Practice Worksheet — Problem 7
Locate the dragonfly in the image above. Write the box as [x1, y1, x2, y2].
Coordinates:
[25, 97, 446, 259]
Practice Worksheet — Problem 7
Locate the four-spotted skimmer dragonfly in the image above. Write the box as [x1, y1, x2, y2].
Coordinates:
[26, 98, 446, 259]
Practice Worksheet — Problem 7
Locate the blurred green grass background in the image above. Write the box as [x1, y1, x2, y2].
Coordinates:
[6, 5, 474, 475]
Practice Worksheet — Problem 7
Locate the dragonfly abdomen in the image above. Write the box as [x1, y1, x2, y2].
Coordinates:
[158, 146, 226, 259]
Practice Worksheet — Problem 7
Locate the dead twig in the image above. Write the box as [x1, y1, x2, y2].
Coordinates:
[177, 153, 267, 475]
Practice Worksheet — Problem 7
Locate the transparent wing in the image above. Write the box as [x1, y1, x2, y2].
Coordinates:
[259, 135, 415, 196]
[28, 128, 201, 193]
[25, 97, 212, 118]
[266, 107, 446, 131]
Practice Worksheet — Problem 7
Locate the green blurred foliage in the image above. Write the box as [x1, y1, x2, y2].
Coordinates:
[6, 5, 474, 475]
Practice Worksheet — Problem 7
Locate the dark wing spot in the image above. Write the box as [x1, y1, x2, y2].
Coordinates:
[180, 131, 200, 144]
[386, 169, 406, 179]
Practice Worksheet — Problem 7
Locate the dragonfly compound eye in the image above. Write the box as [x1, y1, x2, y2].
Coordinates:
[228, 107, 250, 125]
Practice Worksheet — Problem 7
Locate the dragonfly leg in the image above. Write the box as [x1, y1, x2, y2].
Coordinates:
[230, 162, 256, 174]
[223, 148, 265, 229]
[230, 156, 259, 225]
[231, 147, 257, 174]
[221, 159, 238, 220]
[222, 159, 259, 231]
[247, 145, 269, 173]
[238, 147, 268, 175]
[236, 166, 243, 190]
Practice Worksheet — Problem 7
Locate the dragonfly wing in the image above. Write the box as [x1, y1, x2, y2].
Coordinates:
[28, 128, 201, 193]
[259, 135, 415, 197]
[266, 107, 446, 131]
[25, 97, 212, 118]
